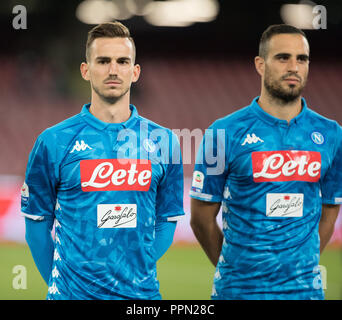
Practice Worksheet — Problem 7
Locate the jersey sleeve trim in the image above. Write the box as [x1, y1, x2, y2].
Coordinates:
[322, 198, 342, 205]
[166, 215, 184, 222]
[157, 212, 185, 222]
[189, 190, 222, 203]
[335, 197, 342, 204]
[21, 211, 45, 221]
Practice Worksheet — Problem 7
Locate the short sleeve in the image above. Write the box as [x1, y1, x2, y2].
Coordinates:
[189, 121, 228, 203]
[155, 132, 185, 222]
[321, 124, 342, 205]
[21, 132, 58, 221]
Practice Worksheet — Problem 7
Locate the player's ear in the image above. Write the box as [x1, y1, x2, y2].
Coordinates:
[132, 64, 141, 83]
[80, 62, 90, 81]
[254, 56, 265, 77]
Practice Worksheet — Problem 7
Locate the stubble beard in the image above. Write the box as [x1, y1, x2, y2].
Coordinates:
[264, 68, 307, 105]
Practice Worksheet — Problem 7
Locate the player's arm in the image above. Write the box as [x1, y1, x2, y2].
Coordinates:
[25, 217, 55, 285]
[154, 131, 185, 260]
[319, 124, 342, 253]
[21, 131, 58, 285]
[153, 220, 177, 261]
[190, 198, 223, 267]
[319, 204, 340, 253]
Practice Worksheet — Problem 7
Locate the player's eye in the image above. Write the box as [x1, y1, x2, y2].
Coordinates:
[297, 55, 309, 63]
[277, 55, 290, 62]
[118, 58, 130, 65]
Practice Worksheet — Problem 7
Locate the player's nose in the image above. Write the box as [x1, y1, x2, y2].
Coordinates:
[108, 62, 119, 75]
[287, 57, 299, 73]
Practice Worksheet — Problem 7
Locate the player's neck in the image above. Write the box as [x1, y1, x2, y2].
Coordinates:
[258, 91, 302, 124]
[89, 93, 131, 124]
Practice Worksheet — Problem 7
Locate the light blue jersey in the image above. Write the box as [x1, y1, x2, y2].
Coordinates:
[190, 97, 342, 300]
[21, 104, 184, 300]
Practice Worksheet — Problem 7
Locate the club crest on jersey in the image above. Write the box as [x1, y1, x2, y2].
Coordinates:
[311, 132, 324, 145]
[80, 159, 152, 192]
[241, 133, 264, 146]
[143, 138, 156, 153]
[252, 150, 321, 182]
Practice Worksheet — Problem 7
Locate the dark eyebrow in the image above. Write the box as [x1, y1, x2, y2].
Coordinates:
[95, 56, 111, 62]
[274, 53, 291, 59]
[95, 56, 132, 62]
[117, 56, 131, 62]
[274, 53, 309, 61]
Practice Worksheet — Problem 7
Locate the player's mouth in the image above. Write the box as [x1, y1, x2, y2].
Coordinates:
[104, 77, 122, 85]
[282, 75, 301, 85]
[105, 81, 122, 85]
[283, 78, 301, 86]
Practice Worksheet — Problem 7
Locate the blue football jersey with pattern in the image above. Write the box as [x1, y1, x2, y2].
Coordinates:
[190, 97, 342, 300]
[21, 104, 185, 300]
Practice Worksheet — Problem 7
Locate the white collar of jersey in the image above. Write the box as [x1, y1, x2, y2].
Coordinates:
[80, 104, 139, 131]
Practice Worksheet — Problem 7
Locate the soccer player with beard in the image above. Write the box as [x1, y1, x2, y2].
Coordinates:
[21, 22, 184, 299]
[190, 24, 342, 300]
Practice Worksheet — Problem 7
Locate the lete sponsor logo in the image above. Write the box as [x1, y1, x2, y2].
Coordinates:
[80, 159, 152, 192]
[252, 150, 321, 182]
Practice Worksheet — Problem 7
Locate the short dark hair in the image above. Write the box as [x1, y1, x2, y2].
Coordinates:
[85, 21, 136, 62]
[258, 24, 308, 58]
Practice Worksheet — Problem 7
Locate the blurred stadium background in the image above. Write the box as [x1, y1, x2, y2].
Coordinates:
[0, 0, 341, 299]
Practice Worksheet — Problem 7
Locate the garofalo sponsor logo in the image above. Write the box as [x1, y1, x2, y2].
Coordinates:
[97, 204, 137, 228]
[266, 193, 304, 217]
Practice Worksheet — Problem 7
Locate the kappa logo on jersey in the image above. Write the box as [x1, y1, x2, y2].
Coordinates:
[241, 133, 264, 146]
[80, 159, 152, 192]
[252, 150, 321, 182]
[48, 282, 60, 295]
[70, 140, 92, 153]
